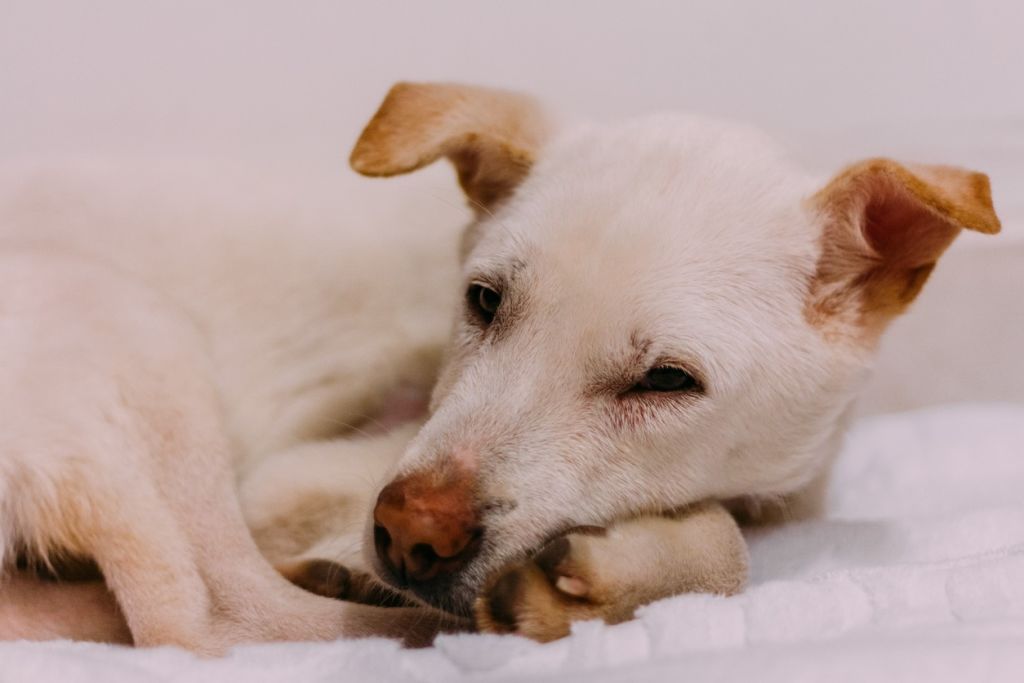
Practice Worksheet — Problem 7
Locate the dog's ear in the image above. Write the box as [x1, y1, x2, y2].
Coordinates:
[350, 82, 551, 212]
[807, 158, 1000, 341]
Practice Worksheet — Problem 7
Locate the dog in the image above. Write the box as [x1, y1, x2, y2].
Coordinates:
[0, 82, 1000, 649]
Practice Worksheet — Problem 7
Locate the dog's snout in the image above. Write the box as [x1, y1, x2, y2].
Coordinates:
[373, 469, 481, 585]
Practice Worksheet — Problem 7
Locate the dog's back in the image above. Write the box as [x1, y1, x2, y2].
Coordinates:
[0, 159, 467, 650]
[0, 159, 465, 460]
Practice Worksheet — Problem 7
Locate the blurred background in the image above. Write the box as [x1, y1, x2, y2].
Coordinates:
[2, 0, 1022, 408]
[2, 2, 1021, 212]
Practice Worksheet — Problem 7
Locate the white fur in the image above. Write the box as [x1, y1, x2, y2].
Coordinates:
[0, 92, 989, 643]
[0, 158, 466, 648]
[370, 115, 875, 611]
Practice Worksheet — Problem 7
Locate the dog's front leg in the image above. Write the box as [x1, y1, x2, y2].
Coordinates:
[110, 427, 462, 651]
[475, 500, 748, 641]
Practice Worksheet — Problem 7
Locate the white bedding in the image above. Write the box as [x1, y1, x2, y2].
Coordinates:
[2, 402, 1022, 682]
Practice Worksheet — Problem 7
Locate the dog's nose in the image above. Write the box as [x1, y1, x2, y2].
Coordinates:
[373, 469, 481, 585]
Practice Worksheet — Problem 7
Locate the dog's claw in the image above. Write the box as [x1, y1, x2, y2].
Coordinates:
[534, 536, 591, 598]
[553, 575, 590, 598]
[475, 531, 612, 641]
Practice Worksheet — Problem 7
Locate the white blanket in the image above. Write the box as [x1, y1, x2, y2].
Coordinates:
[2, 402, 1023, 682]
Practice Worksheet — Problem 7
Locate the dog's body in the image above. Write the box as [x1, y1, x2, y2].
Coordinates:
[0, 84, 1000, 649]
[0, 159, 465, 649]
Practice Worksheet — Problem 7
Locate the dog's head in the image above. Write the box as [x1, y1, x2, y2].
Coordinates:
[351, 82, 1000, 615]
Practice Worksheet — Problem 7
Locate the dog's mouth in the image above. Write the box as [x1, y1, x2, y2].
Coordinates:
[368, 539, 489, 617]
[364, 558, 480, 617]
[371, 523, 606, 617]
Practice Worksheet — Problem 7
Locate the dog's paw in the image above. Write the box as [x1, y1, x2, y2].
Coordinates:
[475, 528, 628, 642]
[277, 559, 411, 607]
[278, 558, 357, 598]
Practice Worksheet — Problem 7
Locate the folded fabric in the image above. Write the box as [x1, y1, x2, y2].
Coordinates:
[2, 402, 1022, 682]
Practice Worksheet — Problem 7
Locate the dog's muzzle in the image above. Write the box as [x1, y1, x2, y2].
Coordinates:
[372, 465, 483, 600]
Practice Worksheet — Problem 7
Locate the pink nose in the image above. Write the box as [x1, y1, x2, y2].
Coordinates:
[372, 468, 481, 585]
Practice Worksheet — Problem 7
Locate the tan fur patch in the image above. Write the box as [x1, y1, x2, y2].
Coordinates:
[475, 501, 748, 642]
[349, 82, 551, 209]
[806, 158, 1000, 344]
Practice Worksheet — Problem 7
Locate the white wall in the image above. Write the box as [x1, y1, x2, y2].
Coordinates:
[2, 1, 1022, 174]
[2, 0, 1021, 405]
[2, 0, 1022, 226]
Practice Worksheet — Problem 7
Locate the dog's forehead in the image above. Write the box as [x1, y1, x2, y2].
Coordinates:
[475, 115, 818, 323]
[492, 116, 812, 255]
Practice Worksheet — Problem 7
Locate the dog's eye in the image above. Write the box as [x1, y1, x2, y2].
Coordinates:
[467, 282, 501, 325]
[636, 366, 698, 393]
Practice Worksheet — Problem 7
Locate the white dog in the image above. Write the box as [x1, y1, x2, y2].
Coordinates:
[0, 82, 1000, 649]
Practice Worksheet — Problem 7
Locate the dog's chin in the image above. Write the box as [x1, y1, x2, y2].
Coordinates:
[410, 580, 479, 618]
[369, 549, 529, 618]
[365, 526, 569, 617]
[367, 563, 480, 617]
[397, 532, 580, 615]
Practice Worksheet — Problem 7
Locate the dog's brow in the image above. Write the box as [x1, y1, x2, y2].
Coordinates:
[467, 255, 528, 287]
[583, 332, 654, 396]
[628, 331, 654, 365]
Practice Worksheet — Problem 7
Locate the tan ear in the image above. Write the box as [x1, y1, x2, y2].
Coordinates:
[808, 158, 1000, 341]
[349, 82, 551, 211]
